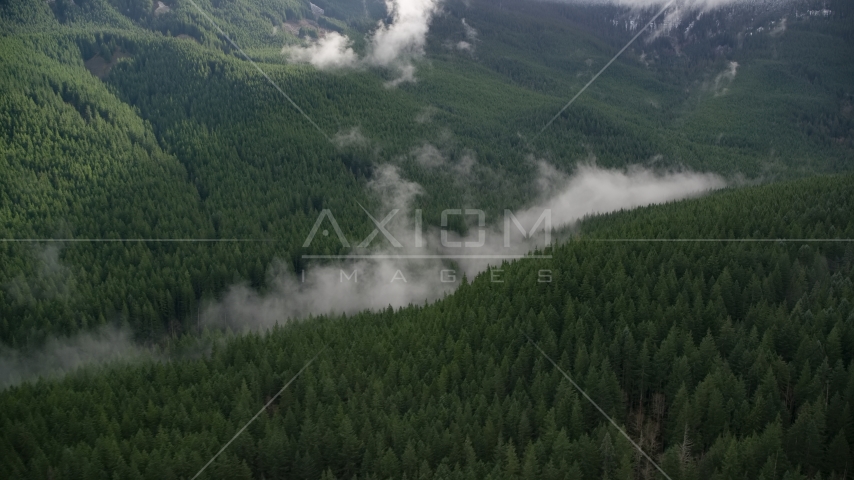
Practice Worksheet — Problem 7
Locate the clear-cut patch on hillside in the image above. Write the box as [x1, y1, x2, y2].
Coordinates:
[282, 19, 333, 38]
[84, 48, 130, 79]
[154, 1, 171, 16]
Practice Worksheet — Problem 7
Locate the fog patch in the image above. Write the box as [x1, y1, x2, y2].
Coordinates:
[455, 18, 478, 53]
[520, 162, 726, 229]
[455, 152, 477, 176]
[412, 143, 446, 168]
[462, 18, 478, 42]
[427, 162, 725, 274]
[201, 163, 725, 331]
[455, 41, 473, 52]
[202, 164, 451, 330]
[333, 126, 370, 148]
[282, 32, 359, 69]
[770, 17, 786, 37]
[0, 326, 152, 389]
[201, 259, 448, 330]
[284, 0, 442, 85]
[534, 158, 571, 196]
[5, 244, 74, 305]
[548, 0, 792, 9]
[709, 61, 738, 96]
[415, 106, 438, 123]
[369, 164, 425, 209]
[368, 0, 441, 66]
[409, 143, 477, 177]
[385, 64, 417, 88]
[646, 6, 685, 42]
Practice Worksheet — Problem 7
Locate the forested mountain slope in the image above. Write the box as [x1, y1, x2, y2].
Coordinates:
[1, 0, 852, 346]
[2, 174, 853, 479]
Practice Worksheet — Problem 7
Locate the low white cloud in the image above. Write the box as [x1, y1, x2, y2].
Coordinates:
[710, 60, 738, 96]
[409, 143, 477, 176]
[201, 165, 444, 330]
[368, 0, 441, 66]
[456, 41, 473, 52]
[646, 6, 685, 41]
[200, 163, 726, 331]
[770, 17, 787, 36]
[284, 0, 442, 85]
[518, 162, 726, 228]
[384, 64, 417, 88]
[432, 161, 726, 274]
[455, 152, 477, 176]
[202, 259, 447, 330]
[5, 245, 74, 305]
[455, 18, 478, 53]
[0, 326, 153, 389]
[412, 143, 446, 167]
[333, 126, 369, 148]
[415, 106, 437, 123]
[461, 18, 478, 41]
[2, 164, 730, 384]
[369, 164, 425, 210]
[555, 0, 788, 8]
[282, 32, 359, 69]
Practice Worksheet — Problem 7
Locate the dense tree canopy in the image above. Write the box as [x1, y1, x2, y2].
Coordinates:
[1, 0, 853, 477]
[1, 0, 851, 345]
[2, 174, 853, 479]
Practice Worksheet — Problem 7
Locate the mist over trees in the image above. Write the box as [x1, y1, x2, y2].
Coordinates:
[1, 0, 853, 477]
[2, 174, 854, 478]
[1, 0, 851, 346]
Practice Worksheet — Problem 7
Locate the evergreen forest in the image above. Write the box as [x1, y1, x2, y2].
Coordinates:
[1, 0, 853, 477]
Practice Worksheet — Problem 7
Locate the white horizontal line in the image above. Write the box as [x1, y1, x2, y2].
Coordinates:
[301, 255, 554, 259]
[1, 239, 849, 244]
[579, 239, 854, 242]
[0, 239, 273, 242]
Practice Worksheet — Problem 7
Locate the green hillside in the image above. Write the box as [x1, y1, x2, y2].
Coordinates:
[2, 174, 853, 478]
[1, 0, 852, 345]
[1, 0, 854, 476]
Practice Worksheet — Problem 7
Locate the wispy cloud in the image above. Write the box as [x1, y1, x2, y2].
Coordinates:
[4, 244, 74, 305]
[200, 163, 725, 331]
[333, 126, 370, 148]
[0, 326, 152, 389]
[283, 0, 442, 85]
[367, 0, 441, 66]
[549, 0, 787, 8]
[521, 161, 726, 228]
[709, 61, 738, 96]
[455, 18, 479, 53]
[415, 106, 438, 124]
[769, 17, 787, 36]
[408, 142, 478, 178]
[369, 164, 425, 210]
[411, 142, 446, 168]
[283, 32, 359, 69]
